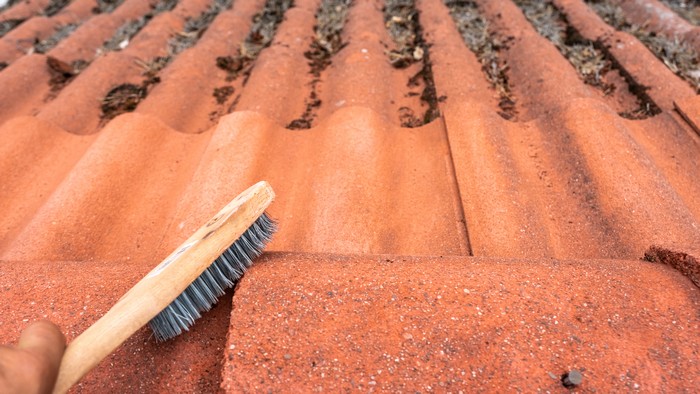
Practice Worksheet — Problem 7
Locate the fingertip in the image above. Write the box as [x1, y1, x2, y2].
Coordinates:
[17, 320, 67, 381]
[14, 320, 66, 392]
[18, 320, 66, 353]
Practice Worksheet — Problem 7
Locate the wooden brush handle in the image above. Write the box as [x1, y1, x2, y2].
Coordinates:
[53, 181, 275, 393]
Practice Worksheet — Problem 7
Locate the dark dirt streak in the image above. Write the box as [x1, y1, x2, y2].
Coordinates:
[514, 0, 660, 119]
[214, 0, 293, 114]
[34, 23, 77, 54]
[287, 0, 352, 130]
[0, 61, 7, 71]
[586, 0, 700, 93]
[594, 42, 662, 119]
[444, 0, 516, 120]
[100, 0, 228, 122]
[384, 0, 441, 127]
[213, 86, 234, 104]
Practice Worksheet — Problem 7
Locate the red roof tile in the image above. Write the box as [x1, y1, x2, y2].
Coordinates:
[224, 252, 700, 392]
[616, 0, 700, 53]
[0, 0, 698, 391]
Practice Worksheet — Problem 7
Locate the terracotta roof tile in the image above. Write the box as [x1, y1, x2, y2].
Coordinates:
[158, 109, 470, 257]
[0, 0, 94, 63]
[224, 253, 700, 392]
[609, 0, 700, 61]
[0, 0, 699, 391]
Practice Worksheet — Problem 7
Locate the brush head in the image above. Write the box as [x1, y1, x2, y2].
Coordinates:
[148, 213, 277, 341]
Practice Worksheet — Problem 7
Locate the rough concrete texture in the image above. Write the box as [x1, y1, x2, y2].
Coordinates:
[224, 252, 700, 392]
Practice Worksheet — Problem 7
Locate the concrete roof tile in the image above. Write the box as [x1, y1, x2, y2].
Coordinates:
[224, 252, 700, 392]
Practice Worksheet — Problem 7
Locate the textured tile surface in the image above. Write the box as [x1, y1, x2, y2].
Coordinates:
[224, 252, 700, 392]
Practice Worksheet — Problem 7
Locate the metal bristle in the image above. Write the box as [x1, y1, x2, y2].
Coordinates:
[148, 213, 277, 341]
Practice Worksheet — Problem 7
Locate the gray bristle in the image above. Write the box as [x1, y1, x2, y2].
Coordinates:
[148, 213, 277, 341]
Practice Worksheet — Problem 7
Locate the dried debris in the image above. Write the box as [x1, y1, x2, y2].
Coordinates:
[153, 0, 178, 13]
[288, 0, 352, 130]
[101, 84, 147, 120]
[0, 61, 7, 71]
[398, 106, 421, 127]
[587, 0, 700, 93]
[384, 0, 422, 69]
[384, 0, 441, 127]
[660, 0, 700, 25]
[216, 0, 293, 82]
[93, 0, 126, 14]
[309, 0, 351, 59]
[100, 0, 229, 121]
[34, 23, 77, 54]
[286, 91, 321, 129]
[170, 0, 235, 110]
[515, 0, 611, 88]
[0, 18, 24, 38]
[103, 17, 150, 52]
[43, 0, 71, 17]
[46, 56, 88, 100]
[213, 86, 234, 104]
[103, 0, 178, 52]
[169, 0, 231, 55]
[408, 61, 443, 124]
[445, 0, 516, 120]
[99, 56, 167, 119]
[516, 0, 660, 119]
[135, 56, 169, 84]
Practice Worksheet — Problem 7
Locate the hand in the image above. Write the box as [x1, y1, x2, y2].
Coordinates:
[0, 321, 66, 394]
